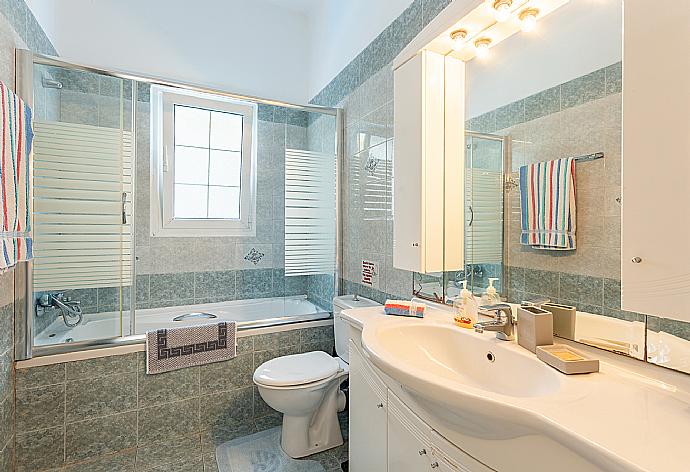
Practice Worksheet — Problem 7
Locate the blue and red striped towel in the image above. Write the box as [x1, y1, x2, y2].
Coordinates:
[519, 157, 576, 250]
[0, 81, 33, 271]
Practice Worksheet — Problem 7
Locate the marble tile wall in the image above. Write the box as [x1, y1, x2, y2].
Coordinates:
[309, 0, 456, 303]
[0, 1, 58, 470]
[0, 273, 15, 472]
[34, 76, 336, 323]
[14, 324, 338, 471]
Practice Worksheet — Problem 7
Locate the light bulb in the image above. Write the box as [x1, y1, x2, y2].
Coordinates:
[450, 29, 468, 52]
[493, 0, 512, 22]
[474, 38, 491, 58]
[519, 8, 539, 32]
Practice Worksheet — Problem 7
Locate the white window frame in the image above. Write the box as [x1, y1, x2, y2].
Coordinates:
[150, 85, 257, 237]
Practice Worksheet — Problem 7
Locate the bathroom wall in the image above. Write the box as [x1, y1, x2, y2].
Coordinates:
[34, 75, 334, 324]
[13, 325, 339, 471]
[311, 0, 453, 303]
[0, 1, 57, 470]
[310, 0, 690, 346]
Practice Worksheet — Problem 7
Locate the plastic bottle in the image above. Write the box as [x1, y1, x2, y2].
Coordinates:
[481, 278, 501, 306]
[453, 281, 478, 329]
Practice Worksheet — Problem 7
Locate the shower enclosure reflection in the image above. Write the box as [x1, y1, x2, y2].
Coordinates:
[414, 131, 506, 304]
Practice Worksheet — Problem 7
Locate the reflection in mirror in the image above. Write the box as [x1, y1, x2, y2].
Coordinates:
[458, 0, 648, 361]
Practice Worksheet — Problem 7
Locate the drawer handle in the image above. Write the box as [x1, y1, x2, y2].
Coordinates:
[418, 448, 427, 456]
[632, 257, 642, 264]
[376, 403, 384, 408]
[430, 462, 439, 469]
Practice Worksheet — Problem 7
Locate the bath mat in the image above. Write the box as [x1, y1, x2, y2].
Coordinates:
[145, 321, 236, 374]
[216, 427, 325, 472]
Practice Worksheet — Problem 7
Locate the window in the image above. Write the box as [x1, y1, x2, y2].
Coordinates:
[150, 85, 257, 237]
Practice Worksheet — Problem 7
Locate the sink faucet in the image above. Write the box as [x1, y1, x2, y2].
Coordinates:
[474, 303, 515, 341]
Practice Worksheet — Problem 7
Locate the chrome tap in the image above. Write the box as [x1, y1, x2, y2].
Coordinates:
[37, 292, 84, 328]
[474, 303, 515, 341]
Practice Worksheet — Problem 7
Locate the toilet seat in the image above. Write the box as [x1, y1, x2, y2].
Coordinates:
[253, 351, 340, 387]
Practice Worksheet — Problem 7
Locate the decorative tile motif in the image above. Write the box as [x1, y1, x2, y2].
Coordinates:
[244, 248, 265, 266]
[364, 155, 379, 176]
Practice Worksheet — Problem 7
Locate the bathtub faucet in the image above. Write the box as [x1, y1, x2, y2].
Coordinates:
[37, 292, 84, 328]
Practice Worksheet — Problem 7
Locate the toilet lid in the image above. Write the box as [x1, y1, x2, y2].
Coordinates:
[253, 351, 340, 387]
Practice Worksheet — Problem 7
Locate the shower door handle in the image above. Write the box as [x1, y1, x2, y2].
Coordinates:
[121, 192, 127, 224]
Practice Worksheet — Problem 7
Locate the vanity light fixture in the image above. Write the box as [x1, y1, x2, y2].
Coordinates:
[450, 29, 468, 51]
[474, 38, 492, 58]
[519, 8, 540, 32]
[492, 0, 513, 22]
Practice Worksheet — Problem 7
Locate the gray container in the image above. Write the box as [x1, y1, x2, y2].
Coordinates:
[543, 302, 576, 339]
[517, 305, 553, 353]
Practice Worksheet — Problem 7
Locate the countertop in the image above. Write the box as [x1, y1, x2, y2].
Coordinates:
[341, 303, 690, 472]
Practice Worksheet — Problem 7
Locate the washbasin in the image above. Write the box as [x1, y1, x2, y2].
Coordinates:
[363, 321, 563, 399]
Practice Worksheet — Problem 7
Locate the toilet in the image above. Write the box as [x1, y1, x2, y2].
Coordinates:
[253, 295, 380, 458]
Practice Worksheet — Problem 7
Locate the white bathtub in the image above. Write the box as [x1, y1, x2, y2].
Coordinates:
[35, 295, 329, 346]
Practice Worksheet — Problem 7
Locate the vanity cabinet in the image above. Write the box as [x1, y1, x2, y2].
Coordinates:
[349, 337, 495, 472]
[349, 340, 388, 472]
[392, 50, 465, 273]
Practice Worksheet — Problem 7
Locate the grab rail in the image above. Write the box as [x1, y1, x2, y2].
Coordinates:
[172, 312, 218, 322]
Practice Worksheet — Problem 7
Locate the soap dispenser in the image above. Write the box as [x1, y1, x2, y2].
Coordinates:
[453, 281, 478, 329]
[481, 278, 501, 305]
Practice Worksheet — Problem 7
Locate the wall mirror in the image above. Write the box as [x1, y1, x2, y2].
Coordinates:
[454, 0, 643, 357]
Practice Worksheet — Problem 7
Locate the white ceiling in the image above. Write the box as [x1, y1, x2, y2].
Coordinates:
[260, 0, 325, 15]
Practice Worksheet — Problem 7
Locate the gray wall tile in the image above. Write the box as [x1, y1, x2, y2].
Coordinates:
[561, 68, 606, 110]
[66, 373, 137, 422]
[137, 365, 199, 408]
[62, 450, 136, 472]
[199, 386, 254, 432]
[65, 411, 138, 462]
[66, 352, 138, 381]
[15, 426, 65, 472]
[15, 384, 64, 432]
[138, 398, 200, 444]
[199, 353, 254, 395]
[15, 362, 65, 390]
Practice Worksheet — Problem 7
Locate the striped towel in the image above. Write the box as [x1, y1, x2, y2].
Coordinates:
[0, 81, 33, 271]
[519, 157, 576, 250]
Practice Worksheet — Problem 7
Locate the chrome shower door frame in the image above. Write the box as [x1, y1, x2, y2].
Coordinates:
[15, 49, 343, 360]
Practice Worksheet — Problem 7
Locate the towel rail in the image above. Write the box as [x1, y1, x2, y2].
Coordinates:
[573, 152, 604, 162]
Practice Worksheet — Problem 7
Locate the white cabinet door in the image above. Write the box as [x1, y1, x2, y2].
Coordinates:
[349, 340, 388, 472]
[621, 0, 690, 321]
[387, 391, 433, 472]
[392, 50, 465, 273]
[429, 429, 495, 472]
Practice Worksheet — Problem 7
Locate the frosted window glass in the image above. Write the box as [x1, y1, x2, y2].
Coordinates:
[174, 105, 210, 148]
[174, 146, 209, 185]
[211, 111, 243, 151]
[208, 186, 240, 219]
[209, 150, 241, 187]
[174, 184, 208, 218]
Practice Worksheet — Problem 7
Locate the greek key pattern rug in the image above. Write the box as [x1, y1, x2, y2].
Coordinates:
[146, 321, 236, 374]
[216, 427, 325, 472]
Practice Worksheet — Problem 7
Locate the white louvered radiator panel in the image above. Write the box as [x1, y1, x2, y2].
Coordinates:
[33, 121, 133, 291]
[465, 169, 503, 265]
[284, 148, 336, 276]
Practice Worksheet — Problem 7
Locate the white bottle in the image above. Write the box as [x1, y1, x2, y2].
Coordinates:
[481, 278, 501, 306]
[453, 281, 478, 328]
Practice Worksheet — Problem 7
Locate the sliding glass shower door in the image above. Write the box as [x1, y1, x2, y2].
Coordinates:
[31, 61, 135, 346]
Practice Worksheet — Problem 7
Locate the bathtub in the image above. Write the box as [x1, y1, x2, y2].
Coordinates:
[35, 295, 330, 346]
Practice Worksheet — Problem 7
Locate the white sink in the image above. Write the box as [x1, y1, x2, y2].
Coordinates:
[350, 305, 690, 472]
[368, 322, 562, 398]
